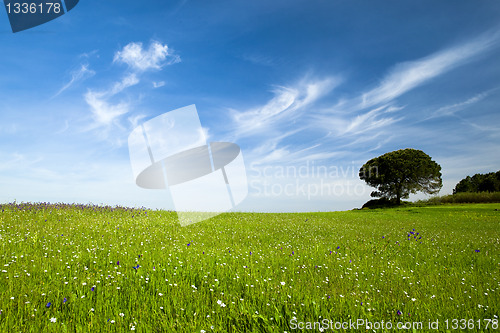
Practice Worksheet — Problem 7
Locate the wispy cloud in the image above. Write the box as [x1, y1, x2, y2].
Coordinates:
[222, 77, 346, 168]
[313, 104, 404, 144]
[360, 31, 499, 108]
[153, 81, 166, 88]
[0, 152, 43, 172]
[109, 73, 140, 95]
[54, 63, 95, 97]
[231, 86, 297, 132]
[343, 105, 403, 135]
[232, 30, 499, 172]
[430, 91, 490, 118]
[84, 41, 180, 133]
[310, 31, 500, 153]
[113, 41, 180, 72]
[84, 92, 131, 126]
[84, 73, 139, 127]
[229, 77, 339, 139]
[241, 53, 275, 66]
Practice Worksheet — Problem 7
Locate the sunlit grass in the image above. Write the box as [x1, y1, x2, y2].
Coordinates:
[0, 202, 498, 332]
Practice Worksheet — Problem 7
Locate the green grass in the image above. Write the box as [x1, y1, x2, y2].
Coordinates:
[0, 202, 499, 332]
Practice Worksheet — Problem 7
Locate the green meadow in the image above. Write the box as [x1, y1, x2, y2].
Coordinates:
[0, 202, 498, 332]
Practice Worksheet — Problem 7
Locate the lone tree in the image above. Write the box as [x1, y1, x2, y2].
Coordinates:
[359, 148, 442, 205]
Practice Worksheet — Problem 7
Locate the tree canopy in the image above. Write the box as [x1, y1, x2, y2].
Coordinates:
[453, 170, 500, 194]
[359, 148, 442, 204]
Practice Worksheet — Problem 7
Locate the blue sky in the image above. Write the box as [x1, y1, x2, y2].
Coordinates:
[0, 0, 499, 212]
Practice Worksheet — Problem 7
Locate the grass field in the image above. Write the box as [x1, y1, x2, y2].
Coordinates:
[0, 202, 498, 332]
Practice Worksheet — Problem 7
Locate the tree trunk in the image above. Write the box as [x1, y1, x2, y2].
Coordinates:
[396, 184, 401, 205]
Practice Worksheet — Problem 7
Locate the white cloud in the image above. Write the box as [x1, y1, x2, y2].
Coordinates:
[243, 129, 302, 165]
[84, 74, 139, 127]
[313, 104, 404, 142]
[230, 77, 339, 138]
[84, 91, 130, 126]
[55, 63, 95, 97]
[110, 73, 140, 95]
[222, 77, 341, 171]
[361, 31, 499, 108]
[113, 41, 180, 72]
[231, 86, 297, 130]
[431, 91, 490, 118]
[344, 105, 403, 135]
[84, 41, 180, 132]
[310, 31, 500, 154]
[153, 81, 166, 88]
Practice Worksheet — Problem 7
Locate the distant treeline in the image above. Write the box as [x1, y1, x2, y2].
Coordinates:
[416, 191, 500, 205]
[454, 170, 500, 194]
